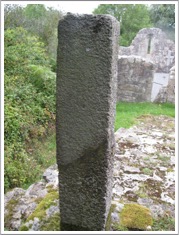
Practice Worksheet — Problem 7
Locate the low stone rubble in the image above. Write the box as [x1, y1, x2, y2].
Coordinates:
[4, 115, 175, 231]
[4, 165, 59, 231]
[112, 115, 175, 228]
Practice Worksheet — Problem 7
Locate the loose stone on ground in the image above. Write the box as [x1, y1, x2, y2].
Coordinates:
[112, 115, 175, 230]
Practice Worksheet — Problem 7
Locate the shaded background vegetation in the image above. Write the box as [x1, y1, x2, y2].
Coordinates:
[93, 4, 175, 45]
[4, 4, 175, 192]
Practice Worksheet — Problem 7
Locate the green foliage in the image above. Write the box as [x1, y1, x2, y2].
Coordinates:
[23, 4, 62, 58]
[4, 27, 49, 76]
[4, 4, 25, 30]
[4, 143, 41, 190]
[4, 4, 63, 59]
[4, 27, 56, 192]
[115, 102, 175, 130]
[149, 4, 175, 41]
[152, 216, 175, 231]
[24, 4, 46, 19]
[93, 4, 152, 46]
[27, 133, 56, 171]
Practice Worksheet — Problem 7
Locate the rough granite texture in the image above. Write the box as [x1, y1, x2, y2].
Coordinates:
[56, 13, 119, 231]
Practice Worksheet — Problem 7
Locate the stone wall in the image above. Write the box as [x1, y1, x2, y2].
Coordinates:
[117, 55, 155, 102]
[119, 28, 175, 73]
[154, 66, 175, 104]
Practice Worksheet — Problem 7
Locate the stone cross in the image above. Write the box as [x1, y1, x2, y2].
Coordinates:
[56, 13, 119, 231]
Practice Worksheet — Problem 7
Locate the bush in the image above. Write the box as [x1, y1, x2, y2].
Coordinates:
[4, 27, 56, 192]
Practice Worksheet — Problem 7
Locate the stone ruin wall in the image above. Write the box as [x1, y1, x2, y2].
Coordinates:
[154, 66, 175, 104]
[117, 55, 155, 102]
[118, 28, 175, 103]
[119, 28, 175, 73]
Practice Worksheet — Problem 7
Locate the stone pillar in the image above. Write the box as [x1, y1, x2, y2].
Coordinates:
[56, 13, 119, 231]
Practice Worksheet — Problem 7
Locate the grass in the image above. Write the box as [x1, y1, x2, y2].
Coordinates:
[23, 132, 56, 189]
[152, 216, 175, 231]
[115, 102, 175, 131]
[113, 215, 175, 232]
[33, 133, 56, 170]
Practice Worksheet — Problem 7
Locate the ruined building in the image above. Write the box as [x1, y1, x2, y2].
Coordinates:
[118, 28, 175, 103]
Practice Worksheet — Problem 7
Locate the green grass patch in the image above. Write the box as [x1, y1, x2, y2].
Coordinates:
[115, 102, 175, 131]
[30, 132, 56, 169]
[22, 132, 56, 190]
[152, 216, 175, 231]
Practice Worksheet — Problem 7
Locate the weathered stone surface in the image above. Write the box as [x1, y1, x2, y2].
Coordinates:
[43, 164, 58, 187]
[117, 55, 154, 102]
[154, 66, 175, 104]
[25, 182, 48, 198]
[112, 115, 175, 230]
[4, 188, 26, 207]
[4, 165, 60, 231]
[119, 28, 175, 73]
[56, 13, 119, 231]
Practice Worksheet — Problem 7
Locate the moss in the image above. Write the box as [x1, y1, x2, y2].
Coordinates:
[167, 168, 174, 172]
[27, 190, 59, 221]
[19, 225, 29, 231]
[40, 212, 60, 231]
[120, 203, 153, 230]
[34, 197, 43, 204]
[46, 185, 58, 194]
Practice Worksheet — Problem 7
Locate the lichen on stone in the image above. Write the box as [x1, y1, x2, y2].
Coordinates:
[119, 203, 153, 230]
